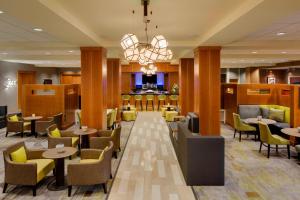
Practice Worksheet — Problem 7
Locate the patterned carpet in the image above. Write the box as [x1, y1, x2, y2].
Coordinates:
[0, 121, 134, 200]
[193, 124, 300, 200]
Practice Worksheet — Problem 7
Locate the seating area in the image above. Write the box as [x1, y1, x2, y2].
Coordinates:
[2, 1, 300, 199]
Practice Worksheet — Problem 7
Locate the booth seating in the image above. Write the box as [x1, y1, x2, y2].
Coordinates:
[238, 104, 290, 129]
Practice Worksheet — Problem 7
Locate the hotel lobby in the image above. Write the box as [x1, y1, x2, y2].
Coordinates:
[1, 0, 300, 199]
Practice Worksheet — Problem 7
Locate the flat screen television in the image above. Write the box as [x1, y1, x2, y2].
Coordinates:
[142, 74, 157, 84]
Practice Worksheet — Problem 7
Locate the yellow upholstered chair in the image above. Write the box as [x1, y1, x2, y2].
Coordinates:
[165, 111, 178, 122]
[233, 113, 256, 142]
[122, 107, 137, 121]
[134, 95, 143, 110]
[6, 114, 31, 137]
[3, 142, 55, 196]
[157, 94, 166, 111]
[169, 95, 179, 106]
[258, 122, 290, 159]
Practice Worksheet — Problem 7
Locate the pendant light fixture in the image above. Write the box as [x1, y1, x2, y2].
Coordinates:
[120, 0, 173, 67]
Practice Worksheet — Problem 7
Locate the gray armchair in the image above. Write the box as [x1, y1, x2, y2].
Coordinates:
[36, 117, 54, 136]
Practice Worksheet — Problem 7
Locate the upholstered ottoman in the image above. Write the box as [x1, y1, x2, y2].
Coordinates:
[165, 111, 178, 122]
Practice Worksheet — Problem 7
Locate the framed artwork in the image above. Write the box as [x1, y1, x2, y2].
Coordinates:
[267, 77, 276, 84]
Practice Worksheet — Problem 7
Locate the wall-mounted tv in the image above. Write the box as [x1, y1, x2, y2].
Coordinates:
[142, 74, 157, 84]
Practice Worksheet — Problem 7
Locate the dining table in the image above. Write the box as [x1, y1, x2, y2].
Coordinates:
[23, 115, 43, 137]
[243, 118, 276, 141]
[74, 128, 97, 149]
[42, 147, 77, 191]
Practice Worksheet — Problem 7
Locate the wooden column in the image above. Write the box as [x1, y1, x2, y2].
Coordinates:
[179, 58, 194, 115]
[107, 58, 121, 109]
[80, 47, 107, 130]
[194, 46, 221, 136]
[245, 67, 260, 83]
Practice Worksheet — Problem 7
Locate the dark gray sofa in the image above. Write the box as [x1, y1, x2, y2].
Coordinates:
[169, 121, 225, 186]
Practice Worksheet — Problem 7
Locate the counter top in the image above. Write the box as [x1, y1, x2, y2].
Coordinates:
[122, 91, 179, 95]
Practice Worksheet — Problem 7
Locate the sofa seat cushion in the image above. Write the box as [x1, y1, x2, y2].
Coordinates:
[238, 105, 261, 119]
[80, 159, 98, 164]
[71, 137, 79, 146]
[10, 146, 27, 163]
[272, 122, 290, 129]
[27, 159, 55, 182]
[271, 135, 290, 145]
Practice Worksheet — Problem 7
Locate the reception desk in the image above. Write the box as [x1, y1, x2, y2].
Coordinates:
[121, 92, 179, 110]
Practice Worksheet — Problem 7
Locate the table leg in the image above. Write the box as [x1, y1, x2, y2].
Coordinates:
[81, 135, 89, 148]
[47, 158, 67, 191]
[31, 120, 36, 138]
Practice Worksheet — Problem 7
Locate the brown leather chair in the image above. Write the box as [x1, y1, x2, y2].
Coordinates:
[67, 141, 113, 196]
[47, 124, 79, 149]
[36, 117, 54, 136]
[6, 114, 30, 137]
[90, 126, 121, 158]
[3, 142, 55, 196]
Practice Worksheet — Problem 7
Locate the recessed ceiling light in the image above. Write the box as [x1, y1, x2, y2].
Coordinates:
[68, 50, 74, 53]
[281, 51, 287, 54]
[45, 52, 51, 55]
[252, 51, 257, 54]
[0, 52, 8, 55]
[277, 32, 286, 36]
[33, 28, 43, 32]
[0, 11, 4, 14]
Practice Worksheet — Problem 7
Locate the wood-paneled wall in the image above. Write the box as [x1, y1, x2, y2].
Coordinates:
[121, 73, 132, 94]
[80, 47, 107, 130]
[121, 62, 178, 73]
[18, 71, 36, 109]
[21, 84, 79, 128]
[107, 58, 121, 109]
[168, 72, 179, 91]
[179, 58, 194, 115]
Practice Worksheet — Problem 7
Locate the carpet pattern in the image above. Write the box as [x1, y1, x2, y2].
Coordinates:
[0, 121, 134, 200]
[193, 124, 300, 200]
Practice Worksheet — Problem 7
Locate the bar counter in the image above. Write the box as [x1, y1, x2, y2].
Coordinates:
[121, 91, 179, 110]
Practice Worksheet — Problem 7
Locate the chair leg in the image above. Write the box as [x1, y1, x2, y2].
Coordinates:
[239, 131, 242, 142]
[287, 145, 290, 159]
[21, 131, 24, 138]
[276, 145, 278, 153]
[119, 147, 121, 151]
[152, 101, 154, 111]
[146, 101, 148, 111]
[114, 151, 118, 159]
[69, 156, 72, 160]
[140, 101, 143, 111]
[3, 183, 8, 193]
[110, 173, 113, 179]
[5, 131, 8, 137]
[68, 186, 72, 197]
[32, 185, 36, 196]
[267, 144, 270, 158]
[259, 142, 263, 152]
[233, 129, 236, 138]
[102, 183, 107, 194]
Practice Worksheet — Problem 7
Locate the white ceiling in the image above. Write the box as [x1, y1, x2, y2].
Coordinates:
[0, 0, 300, 68]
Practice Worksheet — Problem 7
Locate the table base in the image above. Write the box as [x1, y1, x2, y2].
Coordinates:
[47, 177, 68, 191]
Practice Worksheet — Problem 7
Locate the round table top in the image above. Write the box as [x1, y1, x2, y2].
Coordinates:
[243, 118, 276, 125]
[281, 128, 300, 137]
[23, 116, 43, 121]
[42, 147, 77, 159]
[74, 128, 97, 136]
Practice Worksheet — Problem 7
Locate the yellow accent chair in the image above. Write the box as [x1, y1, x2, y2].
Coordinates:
[6, 114, 31, 137]
[157, 94, 167, 111]
[134, 95, 143, 110]
[258, 122, 290, 159]
[3, 142, 55, 196]
[122, 108, 137, 121]
[165, 111, 178, 122]
[233, 113, 256, 142]
[146, 95, 155, 111]
[169, 95, 179, 106]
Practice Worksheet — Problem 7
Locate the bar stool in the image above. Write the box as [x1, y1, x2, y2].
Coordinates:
[122, 95, 131, 105]
[169, 95, 179, 106]
[134, 95, 143, 110]
[157, 94, 166, 111]
[146, 95, 154, 111]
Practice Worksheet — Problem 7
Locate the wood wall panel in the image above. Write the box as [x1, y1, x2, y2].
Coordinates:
[168, 72, 179, 92]
[22, 84, 78, 128]
[80, 47, 107, 130]
[194, 46, 221, 136]
[179, 58, 194, 115]
[291, 85, 300, 127]
[107, 58, 121, 109]
[18, 71, 36, 110]
[121, 73, 132, 94]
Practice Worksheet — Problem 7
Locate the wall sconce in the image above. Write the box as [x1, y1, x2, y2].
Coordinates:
[5, 78, 17, 89]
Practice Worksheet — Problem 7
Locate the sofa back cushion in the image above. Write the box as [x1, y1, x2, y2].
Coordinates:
[261, 105, 290, 123]
[10, 146, 27, 163]
[238, 105, 261, 119]
[269, 108, 285, 122]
